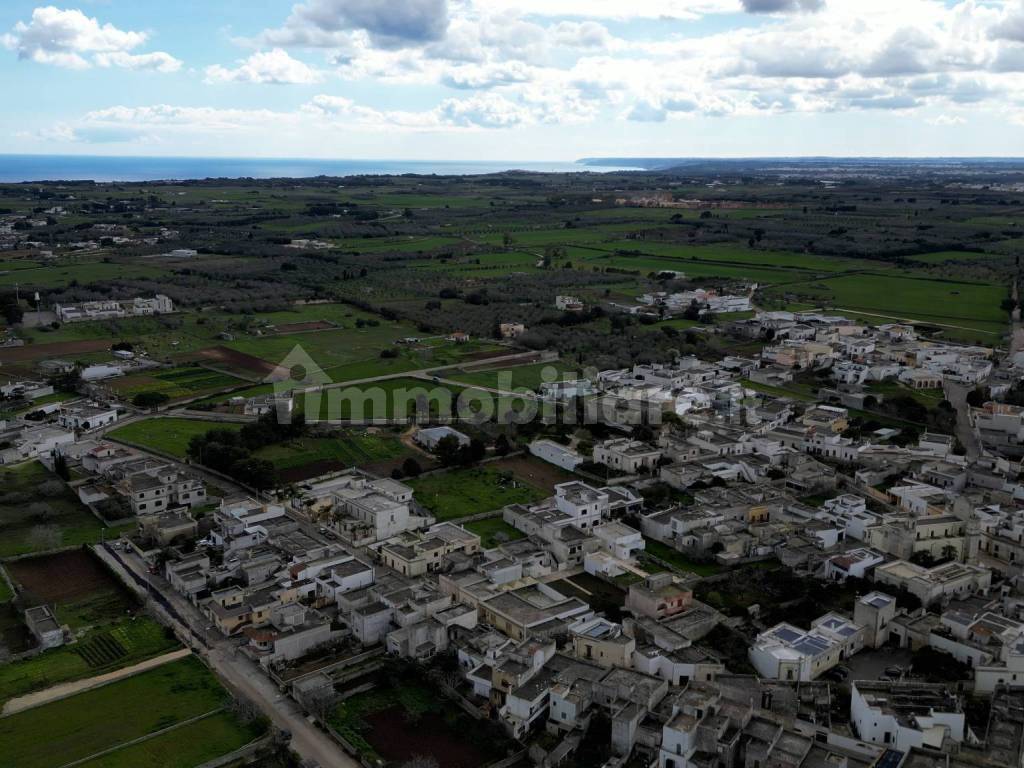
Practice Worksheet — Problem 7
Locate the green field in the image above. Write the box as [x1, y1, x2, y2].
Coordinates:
[76, 711, 262, 768]
[439, 360, 581, 392]
[409, 466, 547, 520]
[110, 365, 248, 401]
[0, 462, 110, 557]
[0, 617, 178, 706]
[462, 517, 526, 548]
[0, 260, 168, 288]
[107, 417, 242, 457]
[308, 376, 510, 422]
[766, 272, 1008, 334]
[254, 432, 407, 473]
[0, 656, 260, 768]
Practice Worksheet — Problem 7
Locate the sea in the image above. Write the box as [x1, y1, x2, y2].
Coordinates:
[0, 155, 637, 183]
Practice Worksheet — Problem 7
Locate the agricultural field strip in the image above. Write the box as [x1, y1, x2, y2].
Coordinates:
[57, 706, 227, 768]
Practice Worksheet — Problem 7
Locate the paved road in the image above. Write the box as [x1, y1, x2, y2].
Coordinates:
[208, 644, 359, 768]
[945, 380, 982, 462]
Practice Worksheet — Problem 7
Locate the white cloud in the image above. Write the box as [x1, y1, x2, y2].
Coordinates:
[549, 21, 614, 49]
[3, 6, 179, 71]
[927, 113, 966, 125]
[263, 0, 449, 49]
[205, 49, 322, 84]
[441, 61, 533, 89]
[740, 0, 823, 14]
[95, 51, 182, 74]
[990, 2, 1024, 42]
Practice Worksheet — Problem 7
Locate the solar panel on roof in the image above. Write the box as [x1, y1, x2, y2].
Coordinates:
[775, 627, 802, 643]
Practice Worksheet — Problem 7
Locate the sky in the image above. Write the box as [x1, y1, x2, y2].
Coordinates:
[2, 0, 1024, 160]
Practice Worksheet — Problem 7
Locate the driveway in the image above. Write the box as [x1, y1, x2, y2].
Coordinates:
[846, 647, 913, 684]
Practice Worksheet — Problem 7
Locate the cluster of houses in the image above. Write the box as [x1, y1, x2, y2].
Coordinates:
[727, 311, 994, 389]
[0, 400, 119, 465]
[12, 301, 1024, 767]
[637, 288, 753, 316]
[54, 294, 174, 323]
[136, 437, 1024, 767]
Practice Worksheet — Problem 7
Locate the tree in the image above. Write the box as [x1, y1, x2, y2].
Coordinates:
[133, 391, 170, 408]
[434, 434, 463, 467]
[52, 453, 70, 481]
[966, 387, 989, 408]
[402, 457, 422, 477]
[494, 434, 511, 456]
[0, 294, 23, 325]
[468, 437, 486, 463]
[231, 458, 276, 491]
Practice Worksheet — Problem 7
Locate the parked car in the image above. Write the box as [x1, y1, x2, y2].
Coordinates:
[884, 665, 903, 678]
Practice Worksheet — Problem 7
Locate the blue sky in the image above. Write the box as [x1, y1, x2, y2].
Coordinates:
[2, 0, 1024, 159]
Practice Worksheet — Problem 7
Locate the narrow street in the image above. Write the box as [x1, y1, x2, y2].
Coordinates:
[944, 380, 982, 462]
[96, 544, 358, 768]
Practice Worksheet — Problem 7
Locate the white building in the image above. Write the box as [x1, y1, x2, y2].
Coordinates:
[58, 404, 118, 431]
[55, 294, 173, 323]
[593, 521, 645, 561]
[824, 548, 885, 581]
[0, 426, 75, 464]
[414, 425, 470, 450]
[593, 438, 662, 474]
[749, 619, 853, 681]
[529, 439, 584, 472]
[851, 681, 964, 752]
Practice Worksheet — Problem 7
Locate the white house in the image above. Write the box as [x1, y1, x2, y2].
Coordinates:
[58, 404, 118, 431]
[593, 438, 662, 474]
[414, 425, 470, 450]
[851, 681, 964, 752]
[749, 621, 846, 681]
[593, 521, 645, 561]
[530, 439, 584, 472]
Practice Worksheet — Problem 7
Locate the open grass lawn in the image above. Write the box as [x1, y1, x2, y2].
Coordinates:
[0, 655, 245, 768]
[308, 377, 511, 423]
[866, 380, 947, 408]
[410, 466, 547, 520]
[254, 431, 407, 475]
[0, 617, 178, 706]
[0, 461, 109, 557]
[740, 378, 818, 402]
[595, 242, 874, 273]
[76, 711, 263, 768]
[769, 272, 1008, 333]
[462, 517, 525, 548]
[0, 260, 168, 289]
[440, 360, 581, 392]
[642, 538, 722, 577]
[223, 323, 419, 374]
[107, 417, 242, 457]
